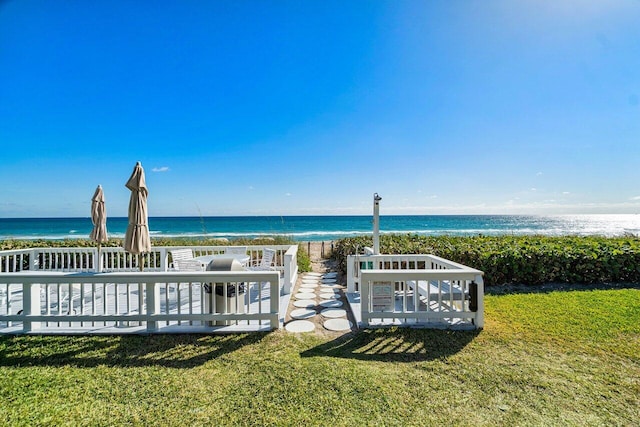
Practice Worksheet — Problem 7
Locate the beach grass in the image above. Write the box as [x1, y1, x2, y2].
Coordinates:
[1, 288, 638, 426]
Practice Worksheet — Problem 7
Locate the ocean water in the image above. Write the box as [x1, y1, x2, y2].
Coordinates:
[0, 215, 638, 241]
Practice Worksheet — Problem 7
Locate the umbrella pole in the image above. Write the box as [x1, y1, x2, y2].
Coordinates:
[139, 254, 144, 271]
[97, 244, 101, 272]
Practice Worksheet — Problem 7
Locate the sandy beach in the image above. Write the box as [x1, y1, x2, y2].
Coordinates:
[303, 241, 337, 272]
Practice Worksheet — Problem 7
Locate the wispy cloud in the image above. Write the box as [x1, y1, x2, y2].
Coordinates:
[630, 195, 640, 200]
[285, 192, 292, 197]
[248, 186, 255, 191]
[152, 166, 170, 173]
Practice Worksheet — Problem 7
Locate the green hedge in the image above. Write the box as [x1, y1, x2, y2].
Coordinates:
[332, 234, 640, 286]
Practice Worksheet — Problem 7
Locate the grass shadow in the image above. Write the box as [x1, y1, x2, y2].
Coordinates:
[0, 333, 268, 368]
[301, 327, 480, 362]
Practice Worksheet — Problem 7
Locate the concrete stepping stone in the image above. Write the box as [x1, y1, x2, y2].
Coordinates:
[293, 299, 317, 308]
[319, 299, 343, 308]
[304, 273, 322, 277]
[286, 320, 315, 333]
[320, 308, 346, 318]
[290, 308, 317, 320]
[323, 318, 352, 332]
[302, 279, 320, 284]
[300, 283, 318, 289]
[320, 286, 340, 292]
[319, 292, 339, 299]
[295, 292, 317, 300]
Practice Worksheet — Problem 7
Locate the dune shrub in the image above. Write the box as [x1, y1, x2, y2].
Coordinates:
[332, 234, 640, 286]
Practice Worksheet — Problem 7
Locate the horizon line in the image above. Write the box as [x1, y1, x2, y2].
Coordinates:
[1, 213, 638, 220]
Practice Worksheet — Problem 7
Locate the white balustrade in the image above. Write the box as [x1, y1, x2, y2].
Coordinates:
[0, 270, 281, 333]
[0, 244, 296, 334]
[347, 253, 484, 329]
[0, 249, 30, 273]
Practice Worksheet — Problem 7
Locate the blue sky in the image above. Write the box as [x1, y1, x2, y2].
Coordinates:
[1, 0, 639, 218]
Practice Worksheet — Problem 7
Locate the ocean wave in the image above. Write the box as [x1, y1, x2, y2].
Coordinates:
[1, 228, 634, 241]
[2, 218, 638, 241]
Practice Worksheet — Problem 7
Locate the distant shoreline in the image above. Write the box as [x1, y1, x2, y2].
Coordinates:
[0, 214, 638, 241]
[1, 213, 637, 220]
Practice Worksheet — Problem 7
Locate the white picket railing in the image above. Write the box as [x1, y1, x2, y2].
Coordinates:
[0, 270, 281, 333]
[0, 244, 298, 293]
[347, 253, 474, 292]
[347, 254, 484, 329]
[0, 245, 298, 334]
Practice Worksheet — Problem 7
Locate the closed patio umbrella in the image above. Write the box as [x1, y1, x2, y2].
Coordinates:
[90, 185, 108, 271]
[123, 162, 151, 270]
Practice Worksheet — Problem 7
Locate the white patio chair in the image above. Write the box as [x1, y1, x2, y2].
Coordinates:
[168, 250, 203, 300]
[224, 246, 249, 267]
[225, 246, 248, 255]
[173, 259, 204, 271]
[247, 248, 276, 271]
[0, 285, 7, 307]
[245, 248, 278, 298]
[169, 249, 202, 271]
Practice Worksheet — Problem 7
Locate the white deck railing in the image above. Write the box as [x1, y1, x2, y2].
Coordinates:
[0, 244, 298, 293]
[0, 245, 298, 334]
[347, 254, 484, 329]
[0, 270, 281, 334]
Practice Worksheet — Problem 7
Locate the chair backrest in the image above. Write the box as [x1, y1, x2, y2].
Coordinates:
[174, 259, 203, 271]
[170, 249, 195, 270]
[260, 248, 276, 267]
[225, 246, 247, 255]
[170, 249, 194, 262]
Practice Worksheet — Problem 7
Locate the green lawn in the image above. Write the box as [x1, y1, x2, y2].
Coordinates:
[1, 288, 638, 426]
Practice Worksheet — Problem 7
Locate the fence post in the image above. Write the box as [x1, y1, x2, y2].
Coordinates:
[475, 275, 485, 329]
[29, 249, 38, 271]
[159, 248, 168, 271]
[146, 281, 159, 331]
[23, 281, 41, 332]
[347, 255, 356, 293]
[283, 246, 297, 295]
[360, 273, 370, 327]
[270, 275, 281, 329]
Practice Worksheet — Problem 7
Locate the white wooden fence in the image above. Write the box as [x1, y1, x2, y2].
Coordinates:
[0, 271, 280, 333]
[0, 245, 297, 292]
[0, 245, 298, 334]
[347, 254, 484, 329]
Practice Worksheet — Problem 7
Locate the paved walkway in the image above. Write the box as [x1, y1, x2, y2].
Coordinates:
[283, 245, 355, 334]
